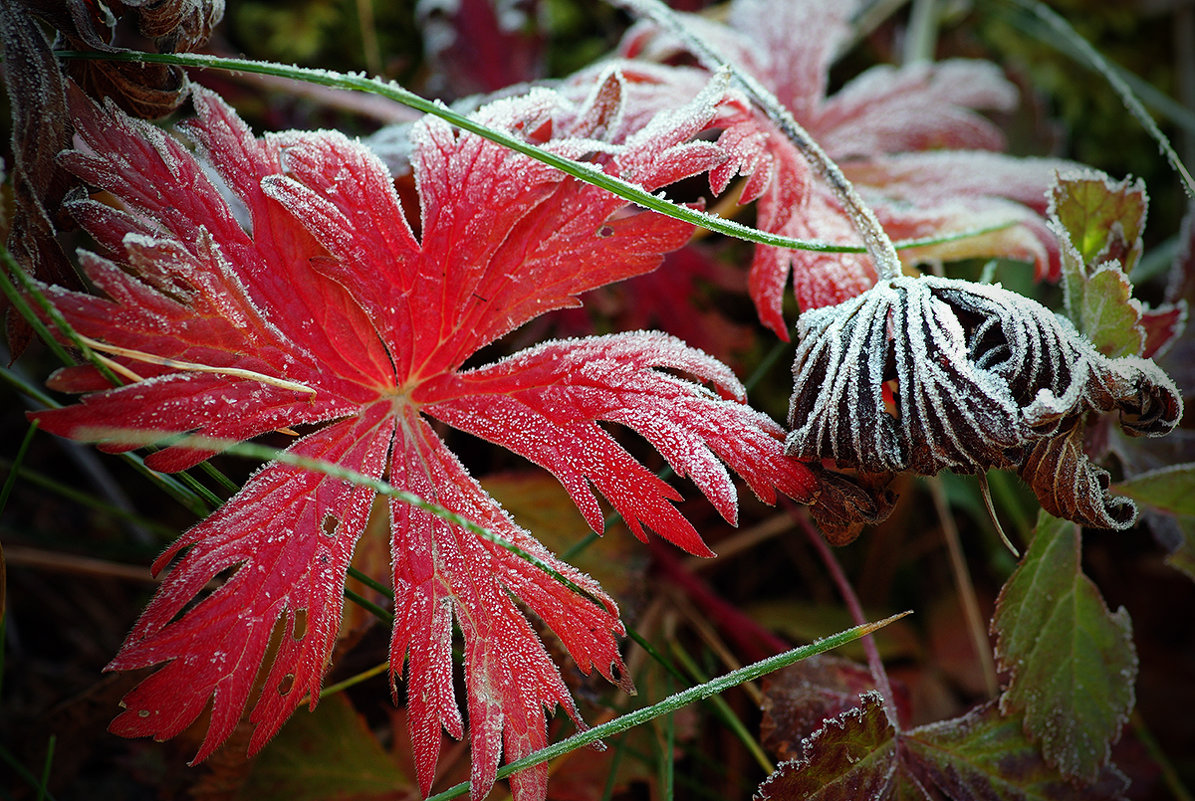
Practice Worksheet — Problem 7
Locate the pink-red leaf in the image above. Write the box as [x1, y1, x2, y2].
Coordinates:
[421, 332, 818, 556]
[108, 408, 393, 760]
[614, 0, 1073, 336]
[30, 75, 816, 801]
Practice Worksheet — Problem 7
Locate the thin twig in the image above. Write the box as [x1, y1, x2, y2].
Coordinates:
[794, 505, 900, 729]
[928, 477, 999, 698]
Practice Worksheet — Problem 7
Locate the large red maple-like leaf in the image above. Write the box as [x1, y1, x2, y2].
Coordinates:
[32, 79, 818, 800]
[613, 0, 1072, 338]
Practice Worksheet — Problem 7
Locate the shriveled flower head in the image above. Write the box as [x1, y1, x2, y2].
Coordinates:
[786, 274, 1182, 541]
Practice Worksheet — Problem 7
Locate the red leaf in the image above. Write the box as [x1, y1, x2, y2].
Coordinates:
[417, 0, 545, 97]
[107, 407, 394, 761]
[614, 0, 1074, 337]
[30, 77, 817, 800]
[421, 332, 816, 556]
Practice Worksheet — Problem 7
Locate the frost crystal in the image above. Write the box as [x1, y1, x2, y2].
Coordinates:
[787, 275, 1182, 538]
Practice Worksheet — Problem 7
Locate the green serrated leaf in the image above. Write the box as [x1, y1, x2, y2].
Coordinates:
[1051, 174, 1146, 272]
[991, 511, 1136, 782]
[1075, 265, 1146, 357]
[235, 694, 410, 801]
[1112, 463, 1195, 517]
[906, 702, 1129, 800]
[1051, 174, 1157, 356]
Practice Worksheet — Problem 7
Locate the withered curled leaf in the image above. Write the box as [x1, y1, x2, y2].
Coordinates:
[15, 0, 224, 119]
[786, 274, 1182, 532]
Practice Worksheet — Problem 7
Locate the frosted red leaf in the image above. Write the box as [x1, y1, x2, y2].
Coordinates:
[31, 80, 818, 801]
[614, 0, 1071, 337]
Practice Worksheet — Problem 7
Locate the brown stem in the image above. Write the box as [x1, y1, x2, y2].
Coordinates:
[929, 477, 999, 698]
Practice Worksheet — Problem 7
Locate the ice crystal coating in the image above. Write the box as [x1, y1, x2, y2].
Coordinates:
[30, 78, 817, 801]
[786, 275, 1182, 534]
[605, 0, 1069, 336]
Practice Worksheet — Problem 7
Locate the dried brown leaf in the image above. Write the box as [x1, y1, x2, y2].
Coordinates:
[786, 275, 1182, 533]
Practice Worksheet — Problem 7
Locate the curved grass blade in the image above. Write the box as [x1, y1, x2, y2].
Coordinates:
[424, 612, 911, 801]
[54, 49, 1016, 258]
[1002, 0, 1195, 197]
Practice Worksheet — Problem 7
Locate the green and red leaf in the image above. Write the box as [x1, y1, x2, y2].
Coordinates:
[991, 511, 1136, 782]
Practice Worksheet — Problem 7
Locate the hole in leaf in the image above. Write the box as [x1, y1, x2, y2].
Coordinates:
[321, 513, 339, 537]
[166, 561, 241, 626]
[292, 609, 308, 641]
[598, 225, 614, 237]
[882, 380, 900, 420]
[138, 709, 151, 719]
[278, 673, 295, 696]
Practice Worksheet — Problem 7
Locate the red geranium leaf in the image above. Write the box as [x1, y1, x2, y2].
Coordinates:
[614, 0, 1075, 336]
[386, 405, 629, 799]
[107, 406, 394, 760]
[421, 332, 817, 556]
[29, 74, 815, 801]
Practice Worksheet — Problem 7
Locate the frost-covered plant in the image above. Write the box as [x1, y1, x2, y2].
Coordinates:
[2, 1, 1192, 800]
[786, 271, 1181, 540]
[25, 80, 818, 800]
[595, 0, 1073, 336]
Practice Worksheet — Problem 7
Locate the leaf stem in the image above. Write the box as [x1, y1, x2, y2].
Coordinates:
[794, 506, 900, 728]
[0, 422, 38, 519]
[670, 642, 774, 774]
[347, 565, 393, 597]
[36, 735, 56, 801]
[423, 613, 908, 801]
[1131, 710, 1195, 801]
[903, 0, 941, 65]
[344, 587, 392, 625]
[0, 744, 60, 801]
[0, 249, 78, 370]
[316, 659, 391, 700]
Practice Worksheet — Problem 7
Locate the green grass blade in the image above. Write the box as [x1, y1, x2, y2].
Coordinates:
[1002, 0, 1195, 197]
[55, 49, 1015, 256]
[423, 612, 910, 801]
